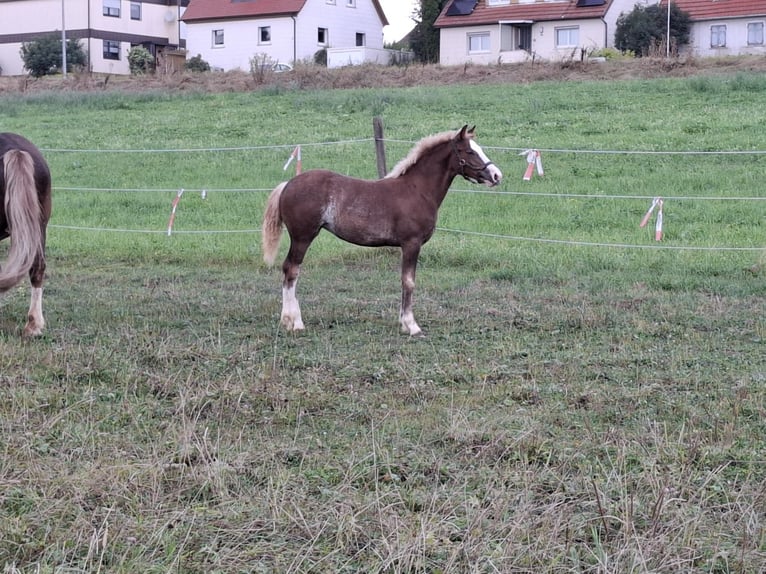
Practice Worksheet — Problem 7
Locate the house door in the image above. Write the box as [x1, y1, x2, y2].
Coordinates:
[516, 26, 532, 52]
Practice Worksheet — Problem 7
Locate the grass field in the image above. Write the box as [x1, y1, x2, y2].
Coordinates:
[1, 69, 765, 573]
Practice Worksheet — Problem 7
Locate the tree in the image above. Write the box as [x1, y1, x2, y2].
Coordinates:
[615, 3, 691, 56]
[20, 33, 86, 77]
[409, 0, 449, 63]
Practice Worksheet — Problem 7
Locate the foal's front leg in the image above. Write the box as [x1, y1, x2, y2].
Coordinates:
[399, 243, 423, 336]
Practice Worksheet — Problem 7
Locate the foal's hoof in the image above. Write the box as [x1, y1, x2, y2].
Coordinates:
[281, 315, 305, 332]
[401, 325, 424, 337]
[22, 321, 45, 338]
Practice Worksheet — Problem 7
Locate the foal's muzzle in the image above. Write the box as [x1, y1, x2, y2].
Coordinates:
[476, 161, 503, 187]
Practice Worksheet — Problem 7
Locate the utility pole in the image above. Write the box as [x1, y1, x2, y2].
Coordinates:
[666, 0, 671, 57]
[61, 0, 67, 77]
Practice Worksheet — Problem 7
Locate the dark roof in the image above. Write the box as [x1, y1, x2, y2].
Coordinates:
[659, 0, 766, 20]
[435, 0, 613, 28]
[182, 0, 388, 25]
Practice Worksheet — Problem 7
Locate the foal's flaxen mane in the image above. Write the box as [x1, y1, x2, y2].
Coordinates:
[384, 129, 460, 179]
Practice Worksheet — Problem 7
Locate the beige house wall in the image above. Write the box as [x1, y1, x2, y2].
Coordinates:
[0, 0, 185, 76]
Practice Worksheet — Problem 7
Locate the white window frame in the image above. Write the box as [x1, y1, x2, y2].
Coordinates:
[318, 27, 329, 46]
[346, 0, 356, 7]
[747, 21, 764, 46]
[488, 0, 510, 4]
[212, 29, 224, 48]
[468, 32, 490, 54]
[259, 26, 271, 45]
[710, 24, 726, 48]
[103, 0, 120, 18]
[555, 26, 579, 48]
[356, 32, 366, 47]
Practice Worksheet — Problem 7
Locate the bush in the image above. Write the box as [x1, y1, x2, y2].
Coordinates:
[20, 34, 86, 77]
[314, 48, 327, 67]
[185, 54, 210, 73]
[615, 4, 691, 56]
[128, 46, 154, 75]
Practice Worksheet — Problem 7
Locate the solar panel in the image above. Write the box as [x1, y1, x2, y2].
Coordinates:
[576, 0, 606, 6]
[446, 0, 478, 17]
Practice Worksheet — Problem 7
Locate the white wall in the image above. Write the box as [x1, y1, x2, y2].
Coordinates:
[185, 18, 296, 72]
[327, 47, 390, 67]
[439, 19, 606, 66]
[686, 18, 766, 57]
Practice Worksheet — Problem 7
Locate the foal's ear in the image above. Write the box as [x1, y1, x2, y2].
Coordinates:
[458, 124, 474, 139]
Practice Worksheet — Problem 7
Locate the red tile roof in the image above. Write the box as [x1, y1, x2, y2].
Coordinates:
[434, 0, 613, 28]
[183, 0, 306, 21]
[183, 0, 388, 25]
[660, 0, 766, 21]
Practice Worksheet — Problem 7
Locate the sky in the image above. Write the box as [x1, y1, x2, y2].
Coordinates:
[379, 0, 419, 44]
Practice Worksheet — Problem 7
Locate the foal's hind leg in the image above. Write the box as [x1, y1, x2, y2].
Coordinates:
[23, 252, 46, 337]
[399, 243, 423, 336]
[280, 238, 312, 331]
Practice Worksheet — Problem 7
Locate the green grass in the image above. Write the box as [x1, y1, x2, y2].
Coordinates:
[1, 72, 765, 573]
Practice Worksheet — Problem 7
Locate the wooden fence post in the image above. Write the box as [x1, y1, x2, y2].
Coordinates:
[373, 116, 387, 179]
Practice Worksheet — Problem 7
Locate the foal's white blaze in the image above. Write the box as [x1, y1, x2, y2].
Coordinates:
[470, 140, 503, 186]
[281, 283, 305, 331]
[24, 286, 44, 337]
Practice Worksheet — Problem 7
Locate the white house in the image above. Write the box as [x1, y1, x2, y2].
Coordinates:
[658, 0, 766, 57]
[180, 0, 389, 72]
[0, 0, 189, 76]
[434, 0, 646, 66]
[434, 0, 766, 66]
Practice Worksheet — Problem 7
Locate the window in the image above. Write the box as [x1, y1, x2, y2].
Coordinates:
[318, 28, 328, 46]
[212, 29, 224, 47]
[130, 1, 141, 20]
[555, 26, 579, 47]
[259, 26, 271, 44]
[103, 0, 120, 18]
[747, 22, 764, 46]
[488, 0, 510, 4]
[346, 0, 356, 6]
[468, 32, 490, 53]
[326, 0, 335, 3]
[355, 32, 365, 47]
[710, 25, 726, 48]
[103, 40, 120, 60]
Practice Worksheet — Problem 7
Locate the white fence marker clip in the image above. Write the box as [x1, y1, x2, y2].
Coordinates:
[639, 197, 663, 241]
[166, 188, 185, 236]
[654, 199, 664, 241]
[283, 145, 302, 175]
[201, 189, 207, 200]
[521, 149, 543, 181]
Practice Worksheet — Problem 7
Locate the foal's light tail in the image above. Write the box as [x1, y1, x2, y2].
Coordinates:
[0, 150, 43, 293]
[262, 181, 287, 266]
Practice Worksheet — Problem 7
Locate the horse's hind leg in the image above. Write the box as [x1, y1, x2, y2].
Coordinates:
[399, 243, 423, 336]
[23, 252, 45, 337]
[280, 238, 312, 331]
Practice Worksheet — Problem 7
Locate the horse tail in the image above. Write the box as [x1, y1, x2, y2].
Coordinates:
[0, 150, 43, 293]
[262, 181, 287, 266]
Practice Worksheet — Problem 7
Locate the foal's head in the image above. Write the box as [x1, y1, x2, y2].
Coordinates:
[450, 125, 503, 187]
